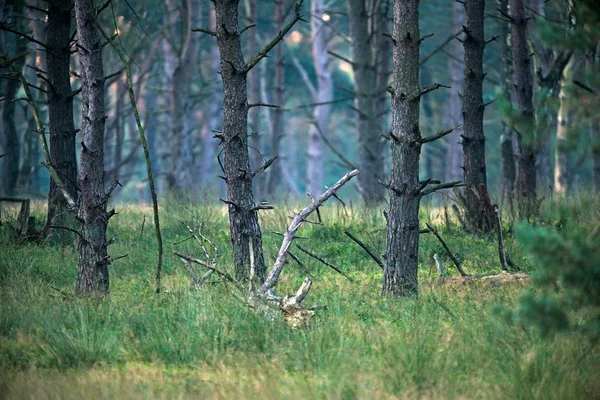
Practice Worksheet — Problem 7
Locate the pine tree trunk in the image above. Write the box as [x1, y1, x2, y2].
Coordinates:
[499, 0, 516, 195]
[461, 0, 492, 232]
[214, 0, 266, 283]
[307, 0, 332, 197]
[444, 1, 464, 183]
[74, 0, 110, 294]
[510, 0, 536, 215]
[1, 0, 26, 196]
[247, 0, 262, 199]
[165, 0, 201, 193]
[267, 0, 285, 195]
[348, 0, 385, 205]
[554, 60, 574, 194]
[592, 117, 600, 192]
[384, 0, 421, 296]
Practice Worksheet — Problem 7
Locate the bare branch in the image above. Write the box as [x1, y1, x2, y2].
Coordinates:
[174, 252, 244, 293]
[259, 169, 359, 294]
[420, 181, 465, 196]
[425, 223, 467, 277]
[344, 230, 384, 270]
[418, 125, 461, 144]
[191, 27, 217, 36]
[327, 50, 354, 66]
[246, 1, 305, 72]
[296, 245, 354, 282]
[412, 82, 451, 100]
[252, 155, 279, 177]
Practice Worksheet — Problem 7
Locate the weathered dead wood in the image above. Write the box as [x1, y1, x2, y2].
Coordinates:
[259, 169, 359, 294]
[432, 271, 529, 288]
[296, 244, 355, 283]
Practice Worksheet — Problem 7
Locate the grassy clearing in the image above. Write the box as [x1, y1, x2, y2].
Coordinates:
[0, 200, 599, 399]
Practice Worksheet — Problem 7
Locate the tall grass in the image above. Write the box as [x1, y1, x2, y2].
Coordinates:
[0, 198, 598, 399]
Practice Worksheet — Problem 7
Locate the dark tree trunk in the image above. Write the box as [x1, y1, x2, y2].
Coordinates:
[592, 117, 600, 191]
[510, 0, 537, 216]
[266, 0, 285, 196]
[384, 0, 421, 296]
[1, 0, 26, 196]
[499, 0, 516, 195]
[214, 0, 266, 283]
[74, 0, 110, 294]
[348, 0, 385, 205]
[44, 0, 77, 237]
[461, 0, 492, 232]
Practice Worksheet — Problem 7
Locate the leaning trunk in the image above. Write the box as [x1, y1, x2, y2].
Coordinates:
[74, 0, 110, 294]
[510, 0, 536, 216]
[214, 0, 266, 282]
[44, 0, 77, 237]
[384, 0, 421, 296]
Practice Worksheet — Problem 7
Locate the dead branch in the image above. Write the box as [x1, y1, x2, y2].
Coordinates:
[174, 251, 244, 293]
[419, 125, 461, 144]
[425, 223, 467, 277]
[420, 181, 465, 196]
[246, 1, 304, 72]
[296, 244, 355, 282]
[259, 169, 359, 294]
[344, 230, 384, 270]
[494, 205, 509, 271]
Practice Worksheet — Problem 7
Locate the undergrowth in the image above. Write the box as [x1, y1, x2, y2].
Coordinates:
[0, 198, 598, 399]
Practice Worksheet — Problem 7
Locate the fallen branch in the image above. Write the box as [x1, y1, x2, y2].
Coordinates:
[259, 169, 359, 294]
[296, 244, 355, 283]
[174, 251, 244, 293]
[425, 223, 467, 277]
[344, 230, 384, 270]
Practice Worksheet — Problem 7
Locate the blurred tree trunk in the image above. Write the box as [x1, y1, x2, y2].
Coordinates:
[44, 0, 77, 238]
[74, 0, 109, 294]
[499, 0, 516, 196]
[164, 0, 201, 194]
[267, 0, 285, 196]
[201, 10, 222, 190]
[510, 0, 537, 216]
[444, 1, 464, 183]
[214, 0, 266, 283]
[384, 0, 421, 296]
[18, 1, 45, 194]
[1, 0, 26, 196]
[306, 0, 332, 197]
[461, 0, 493, 232]
[592, 117, 600, 191]
[554, 59, 574, 194]
[348, 0, 388, 205]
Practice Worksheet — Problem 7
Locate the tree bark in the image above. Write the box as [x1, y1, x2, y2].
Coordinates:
[499, 0, 516, 195]
[444, 1, 464, 183]
[247, 0, 262, 199]
[384, 0, 421, 296]
[592, 116, 600, 191]
[164, 0, 201, 194]
[44, 0, 78, 237]
[510, 0, 537, 216]
[266, 0, 285, 195]
[214, 0, 266, 283]
[1, 0, 26, 196]
[74, 0, 110, 294]
[306, 0, 332, 197]
[554, 59, 574, 194]
[348, 0, 386, 205]
[461, 0, 492, 232]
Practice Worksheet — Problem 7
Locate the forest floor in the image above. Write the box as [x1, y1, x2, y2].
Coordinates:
[0, 199, 598, 399]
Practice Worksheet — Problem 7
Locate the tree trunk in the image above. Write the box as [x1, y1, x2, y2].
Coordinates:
[214, 0, 266, 283]
[44, 0, 78, 238]
[1, 0, 26, 196]
[510, 0, 536, 216]
[499, 0, 516, 195]
[592, 116, 600, 191]
[461, 0, 492, 232]
[307, 0, 332, 197]
[164, 0, 201, 194]
[384, 0, 421, 296]
[266, 0, 285, 196]
[444, 1, 464, 183]
[74, 0, 110, 294]
[348, 0, 385, 205]
[554, 60, 574, 194]
[247, 0, 263, 199]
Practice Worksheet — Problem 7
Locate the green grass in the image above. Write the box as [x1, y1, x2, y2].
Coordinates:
[0, 199, 599, 399]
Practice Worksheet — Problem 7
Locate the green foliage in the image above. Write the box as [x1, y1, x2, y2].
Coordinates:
[513, 198, 600, 338]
